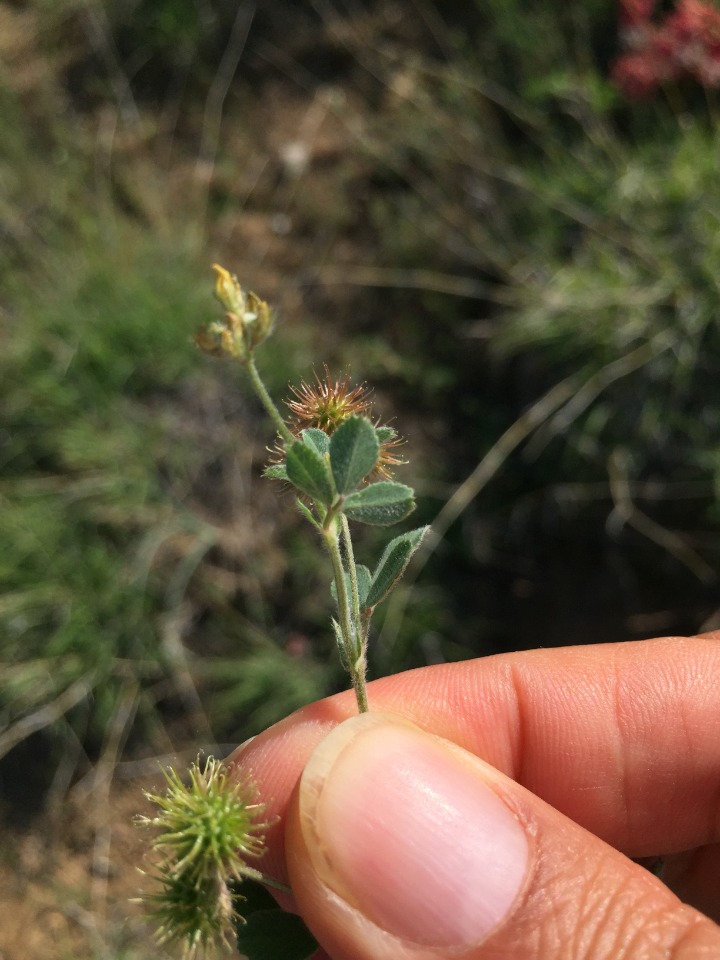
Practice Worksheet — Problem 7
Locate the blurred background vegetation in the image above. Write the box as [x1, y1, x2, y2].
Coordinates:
[0, 0, 719, 955]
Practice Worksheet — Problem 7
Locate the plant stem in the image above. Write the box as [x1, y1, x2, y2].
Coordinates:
[246, 353, 295, 445]
[341, 515, 369, 713]
[351, 663, 369, 713]
[244, 353, 369, 712]
[341, 515, 362, 631]
[323, 518, 368, 713]
[342, 514, 372, 713]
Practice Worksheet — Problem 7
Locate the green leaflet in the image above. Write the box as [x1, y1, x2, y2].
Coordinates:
[329, 416, 379, 493]
[301, 427, 330, 457]
[366, 526, 428, 608]
[285, 440, 335, 504]
[342, 481, 415, 526]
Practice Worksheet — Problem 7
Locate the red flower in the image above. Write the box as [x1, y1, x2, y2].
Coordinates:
[612, 0, 720, 98]
[619, 0, 657, 26]
[611, 52, 664, 97]
[668, 0, 720, 42]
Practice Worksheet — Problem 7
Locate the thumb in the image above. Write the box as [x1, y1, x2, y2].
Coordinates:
[285, 712, 719, 960]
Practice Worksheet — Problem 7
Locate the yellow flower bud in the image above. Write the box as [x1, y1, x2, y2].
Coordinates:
[196, 266, 274, 364]
[212, 263, 245, 314]
[193, 325, 224, 357]
[246, 291, 274, 347]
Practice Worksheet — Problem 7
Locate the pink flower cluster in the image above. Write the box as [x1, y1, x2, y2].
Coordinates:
[611, 0, 720, 98]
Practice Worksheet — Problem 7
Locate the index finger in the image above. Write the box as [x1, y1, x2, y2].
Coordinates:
[229, 633, 720, 888]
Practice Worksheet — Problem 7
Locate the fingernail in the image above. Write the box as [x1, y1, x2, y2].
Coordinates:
[234, 735, 255, 754]
[298, 713, 529, 948]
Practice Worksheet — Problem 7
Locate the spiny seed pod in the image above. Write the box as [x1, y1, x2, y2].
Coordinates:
[137, 757, 270, 959]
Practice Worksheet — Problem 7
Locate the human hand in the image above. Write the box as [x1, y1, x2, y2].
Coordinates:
[229, 633, 720, 959]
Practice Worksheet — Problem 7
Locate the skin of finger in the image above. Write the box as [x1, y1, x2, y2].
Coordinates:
[229, 633, 720, 894]
[284, 725, 720, 960]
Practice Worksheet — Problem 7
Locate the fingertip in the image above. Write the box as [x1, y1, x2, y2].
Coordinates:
[285, 713, 720, 960]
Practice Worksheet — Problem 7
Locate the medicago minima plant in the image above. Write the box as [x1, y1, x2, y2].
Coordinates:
[139, 265, 427, 958]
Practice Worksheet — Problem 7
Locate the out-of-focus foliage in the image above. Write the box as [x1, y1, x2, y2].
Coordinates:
[0, 1, 333, 777]
[1, 0, 718, 799]
[310, 3, 719, 643]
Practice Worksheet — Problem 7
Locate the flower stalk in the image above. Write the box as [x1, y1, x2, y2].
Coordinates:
[246, 353, 295, 445]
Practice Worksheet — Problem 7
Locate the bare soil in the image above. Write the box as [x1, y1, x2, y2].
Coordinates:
[1, 774, 164, 959]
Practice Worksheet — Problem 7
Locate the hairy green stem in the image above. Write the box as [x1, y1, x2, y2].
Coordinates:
[323, 519, 368, 713]
[243, 354, 368, 712]
[341, 515, 362, 632]
[340, 514, 368, 712]
[245, 353, 295, 445]
[352, 671, 369, 713]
